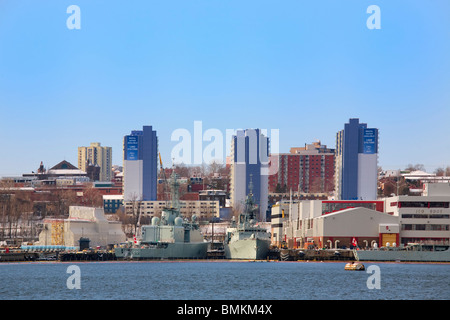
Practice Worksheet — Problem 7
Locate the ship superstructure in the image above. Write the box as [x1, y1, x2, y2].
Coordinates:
[115, 172, 208, 260]
[224, 178, 271, 260]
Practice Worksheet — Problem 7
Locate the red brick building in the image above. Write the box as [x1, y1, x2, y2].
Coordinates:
[269, 141, 335, 193]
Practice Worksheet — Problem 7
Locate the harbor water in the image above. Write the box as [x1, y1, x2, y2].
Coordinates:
[1, 261, 449, 300]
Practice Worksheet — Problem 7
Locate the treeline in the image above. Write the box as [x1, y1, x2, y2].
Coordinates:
[0, 180, 103, 242]
[404, 163, 450, 176]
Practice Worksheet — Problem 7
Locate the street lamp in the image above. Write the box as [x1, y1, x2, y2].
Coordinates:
[371, 240, 377, 249]
[335, 240, 340, 249]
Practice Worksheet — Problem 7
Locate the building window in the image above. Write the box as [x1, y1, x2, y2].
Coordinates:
[401, 224, 450, 231]
[430, 202, 450, 208]
[431, 214, 450, 219]
[399, 202, 450, 208]
[402, 214, 450, 219]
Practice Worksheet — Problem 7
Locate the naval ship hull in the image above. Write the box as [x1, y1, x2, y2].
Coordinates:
[115, 242, 208, 260]
[224, 238, 271, 260]
[354, 247, 450, 262]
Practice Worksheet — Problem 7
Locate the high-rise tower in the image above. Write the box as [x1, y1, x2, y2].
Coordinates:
[78, 142, 112, 182]
[335, 118, 378, 200]
[123, 126, 158, 201]
[230, 129, 269, 221]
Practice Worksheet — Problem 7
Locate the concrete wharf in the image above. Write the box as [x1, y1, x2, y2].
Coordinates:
[277, 248, 355, 261]
[1, 248, 355, 262]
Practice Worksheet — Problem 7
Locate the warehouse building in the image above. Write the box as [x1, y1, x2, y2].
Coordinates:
[272, 183, 450, 248]
[277, 202, 398, 249]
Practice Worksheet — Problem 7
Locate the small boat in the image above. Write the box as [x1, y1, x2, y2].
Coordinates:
[345, 262, 365, 271]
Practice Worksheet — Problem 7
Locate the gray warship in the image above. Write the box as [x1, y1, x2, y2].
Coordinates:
[115, 172, 208, 260]
[224, 181, 271, 260]
[354, 243, 450, 262]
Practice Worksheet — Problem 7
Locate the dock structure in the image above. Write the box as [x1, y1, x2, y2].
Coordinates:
[1, 247, 355, 262]
[277, 248, 355, 261]
[58, 251, 116, 261]
[0, 249, 117, 262]
[207, 249, 226, 259]
[0, 251, 40, 262]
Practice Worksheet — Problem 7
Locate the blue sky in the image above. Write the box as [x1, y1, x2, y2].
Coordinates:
[0, 0, 449, 177]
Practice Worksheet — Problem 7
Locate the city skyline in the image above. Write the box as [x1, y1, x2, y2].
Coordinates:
[1, 1, 449, 177]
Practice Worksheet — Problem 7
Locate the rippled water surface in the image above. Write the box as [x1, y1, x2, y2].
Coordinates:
[1, 261, 449, 300]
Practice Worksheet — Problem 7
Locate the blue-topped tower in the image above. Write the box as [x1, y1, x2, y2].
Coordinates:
[230, 129, 269, 221]
[123, 125, 158, 201]
[335, 118, 378, 200]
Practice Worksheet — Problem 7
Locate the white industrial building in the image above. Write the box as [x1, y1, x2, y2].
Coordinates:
[271, 183, 450, 249]
[36, 206, 126, 249]
[384, 183, 450, 245]
[309, 208, 399, 249]
[272, 200, 398, 249]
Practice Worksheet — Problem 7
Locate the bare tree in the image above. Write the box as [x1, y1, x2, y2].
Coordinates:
[127, 193, 142, 236]
[309, 176, 323, 193]
[0, 194, 14, 241]
[435, 166, 450, 177]
[231, 202, 244, 220]
[81, 186, 103, 207]
[47, 188, 78, 218]
[207, 160, 224, 176]
[405, 164, 425, 172]
[0, 180, 14, 239]
[116, 209, 133, 237]
[15, 192, 33, 240]
[381, 180, 395, 197]
[173, 164, 191, 178]
[396, 176, 410, 195]
[0, 194, 8, 240]
[0, 188, 33, 243]
[435, 167, 445, 176]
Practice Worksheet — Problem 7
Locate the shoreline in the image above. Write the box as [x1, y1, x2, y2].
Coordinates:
[1, 258, 449, 265]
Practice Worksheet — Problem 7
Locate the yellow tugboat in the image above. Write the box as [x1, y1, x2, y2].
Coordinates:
[345, 262, 365, 271]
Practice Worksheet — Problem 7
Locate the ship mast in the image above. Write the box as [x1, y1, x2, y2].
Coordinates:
[169, 171, 180, 212]
[240, 174, 258, 225]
